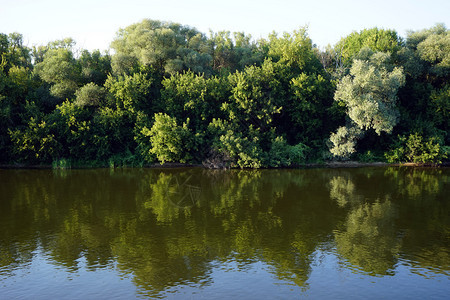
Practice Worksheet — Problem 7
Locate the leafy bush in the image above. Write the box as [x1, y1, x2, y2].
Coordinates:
[357, 150, 383, 163]
[385, 133, 447, 163]
[142, 113, 195, 164]
[74, 83, 105, 107]
[52, 158, 71, 169]
[207, 118, 264, 168]
[9, 117, 59, 163]
[268, 136, 309, 167]
[217, 130, 263, 168]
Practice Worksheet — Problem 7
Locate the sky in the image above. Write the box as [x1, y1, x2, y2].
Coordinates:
[0, 0, 449, 52]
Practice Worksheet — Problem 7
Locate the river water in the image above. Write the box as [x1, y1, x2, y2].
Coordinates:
[0, 167, 449, 299]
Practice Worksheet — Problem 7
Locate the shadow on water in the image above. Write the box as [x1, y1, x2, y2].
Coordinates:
[0, 167, 449, 297]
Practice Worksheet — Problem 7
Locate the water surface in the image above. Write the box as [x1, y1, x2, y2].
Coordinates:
[0, 167, 449, 299]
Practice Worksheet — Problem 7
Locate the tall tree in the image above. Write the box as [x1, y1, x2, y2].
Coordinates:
[335, 28, 402, 65]
[329, 49, 405, 159]
[110, 19, 212, 75]
[34, 46, 81, 100]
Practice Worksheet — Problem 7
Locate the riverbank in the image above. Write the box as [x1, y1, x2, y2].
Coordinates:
[1, 161, 448, 169]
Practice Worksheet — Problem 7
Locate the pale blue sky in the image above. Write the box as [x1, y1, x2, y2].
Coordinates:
[0, 0, 448, 51]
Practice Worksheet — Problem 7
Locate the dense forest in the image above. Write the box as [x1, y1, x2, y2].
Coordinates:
[0, 20, 448, 168]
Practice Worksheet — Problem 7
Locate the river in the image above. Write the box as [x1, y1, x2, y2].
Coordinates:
[0, 167, 449, 299]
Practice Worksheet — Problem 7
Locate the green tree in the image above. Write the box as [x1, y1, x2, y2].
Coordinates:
[329, 124, 363, 159]
[104, 71, 156, 114]
[160, 71, 225, 132]
[91, 106, 137, 160]
[283, 71, 334, 145]
[395, 24, 449, 151]
[330, 49, 405, 159]
[335, 50, 405, 134]
[8, 101, 59, 163]
[110, 19, 211, 75]
[34, 47, 81, 99]
[0, 33, 32, 70]
[141, 112, 196, 164]
[79, 49, 111, 85]
[226, 60, 282, 131]
[429, 85, 449, 130]
[265, 28, 320, 73]
[74, 83, 105, 107]
[208, 31, 263, 72]
[267, 136, 309, 167]
[335, 28, 402, 65]
[47, 100, 94, 160]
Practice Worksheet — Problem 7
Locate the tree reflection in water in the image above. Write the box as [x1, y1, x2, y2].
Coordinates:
[0, 167, 448, 297]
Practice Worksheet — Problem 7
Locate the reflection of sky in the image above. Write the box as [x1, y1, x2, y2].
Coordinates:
[157, 259, 301, 299]
[303, 249, 450, 300]
[2, 248, 449, 299]
[0, 249, 138, 300]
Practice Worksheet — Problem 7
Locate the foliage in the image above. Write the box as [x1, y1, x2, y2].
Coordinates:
[226, 59, 282, 130]
[110, 19, 212, 75]
[0, 22, 448, 167]
[214, 129, 264, 169]
[74, 83, 105, 107]
[47, 100, 96, 160]
[357, 150, 383, 163]
[104, 71, 155, 114]
[207, 118, 264, 168]
[52, 158, 72, 169]
[266, 28, 319, 72]
[384, 133, 447, 164]
[329, 49, 406, 159]
[329, 125, 363, 160]
[408, 23, 450, 77]
[429, 85, 449, 130]
[335, 50, 405, 135]
[335, 28, 402, 65]
[34, 48, 80, 99]
[208, 31, 263, 72]
[268, 136, 309, 167]
[160, 71, 226, 131]
[142, 113, 195, 164]
[79, 50, 111, 85]
[285, 71, 334, 144]
[92, 106, 136, 159]
[9, 116, 58, 163]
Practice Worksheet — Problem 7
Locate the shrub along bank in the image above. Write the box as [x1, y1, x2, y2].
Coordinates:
[0, 22, 448, 168]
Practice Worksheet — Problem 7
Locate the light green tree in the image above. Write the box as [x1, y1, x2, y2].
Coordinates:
[335, 27, 401, 65]
[74, 83, 105, 107]
[110, 19, 211, 75]
[413, 24, 450, 78]
[329, 49, 405, 159]
[142, 113, 195, 164]
[329, 125, 363, 159]
[34, 47, 81, 99]
[104, 72, 154, 113]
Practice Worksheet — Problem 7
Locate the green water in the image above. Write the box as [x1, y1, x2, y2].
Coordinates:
[0, 167, 449, 299]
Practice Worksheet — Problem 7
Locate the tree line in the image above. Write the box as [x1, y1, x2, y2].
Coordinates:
[0, 20, 448, 168]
